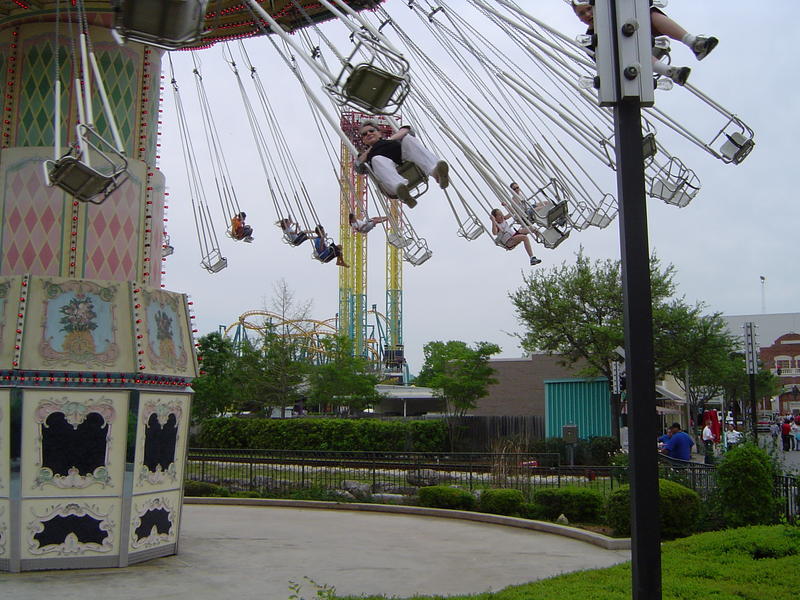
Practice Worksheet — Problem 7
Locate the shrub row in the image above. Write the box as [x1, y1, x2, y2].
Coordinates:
[197, 417, 448, 452]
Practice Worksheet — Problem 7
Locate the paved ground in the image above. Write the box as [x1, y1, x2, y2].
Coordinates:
[2, 504, 630, 600]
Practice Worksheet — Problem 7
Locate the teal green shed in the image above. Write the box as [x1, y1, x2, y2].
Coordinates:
[545, 378, 611, 439]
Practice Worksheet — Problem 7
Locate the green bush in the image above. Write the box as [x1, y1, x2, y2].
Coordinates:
[533, 487, 604, 523]
[184, 480, 230, 497]
[478, 488, 524, 515]
[197, 417, 448, 452]
[518, 502, 547, 521]
[716, 442, 779, 528]
[606, 479, 700, 539]
[587, 436, 621, 466]
[230, 491, 261, 498]
[418, 485, 475, 511]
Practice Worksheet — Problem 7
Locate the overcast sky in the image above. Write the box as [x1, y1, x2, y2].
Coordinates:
[156, 2, 796, 374]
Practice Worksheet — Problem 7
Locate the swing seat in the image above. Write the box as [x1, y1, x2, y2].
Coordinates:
[540, 227, 569, 250]
[642, 132, 658, 160]
[720, 131, 755, 165]
[528, 201, 569, 228]
[405, 248, 432, 266]
[494, 230, 515, 250]
[201, 251, 227, 273]
[162, 244, 175, 257]
[458, 217, 485, 241]
[376, 162, 429, 201]
[651, 178, 694, 208]
[387, 232, 412, 249]
[342, 65, 406, 114]
[44, 156, 129, 205]
[111, 0, 209, 50]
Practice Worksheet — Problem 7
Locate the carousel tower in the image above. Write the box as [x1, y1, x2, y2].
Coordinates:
[0, 0, 378, 573]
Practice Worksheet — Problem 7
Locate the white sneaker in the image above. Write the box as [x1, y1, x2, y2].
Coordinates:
[692, 36, 718, 61]
[668, 66, 691, 86]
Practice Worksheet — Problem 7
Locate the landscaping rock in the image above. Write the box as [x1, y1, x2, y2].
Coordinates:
[331, 489, 356, 501]
[372, 482, 418, 495]
[407, 469, 450, 487]
[221, 477, 250, 492]
[341, 480, 372, 500]
[556, 513, 570, 525]
[371, 493, 406, 505]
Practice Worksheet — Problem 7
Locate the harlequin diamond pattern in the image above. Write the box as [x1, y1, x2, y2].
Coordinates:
[18, 40, 71, 148]
[84, 179, 141, 281]
[2, 162, 64, 276]
[93, 44, 137, 156]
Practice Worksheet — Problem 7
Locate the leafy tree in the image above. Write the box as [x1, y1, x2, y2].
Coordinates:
[307, 335, 380, 414]
[416, 340, 500, 416]
[510, 248, 733, 441]
[260, 329, 308, 417]
[191, 332, 237, 423]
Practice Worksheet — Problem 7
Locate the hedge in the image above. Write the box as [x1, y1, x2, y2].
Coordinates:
[607, 478, 700, 539]
[197, 417, 448, 452]
[716, 443, 779, 528]
[418, 485, 475, 511]
[478, 488, 524, 516]
[533, 486, 604, 523]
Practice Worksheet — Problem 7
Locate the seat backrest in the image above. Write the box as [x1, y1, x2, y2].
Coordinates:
[343, 65, 404, 112]
[115, 0, 208, 49]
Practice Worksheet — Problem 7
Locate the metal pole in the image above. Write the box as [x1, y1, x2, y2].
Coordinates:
[616, 95, 662, 600]
[749, 373, 758, 440]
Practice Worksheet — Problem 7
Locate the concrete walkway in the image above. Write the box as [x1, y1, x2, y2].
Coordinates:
[3, 504, 630, 600]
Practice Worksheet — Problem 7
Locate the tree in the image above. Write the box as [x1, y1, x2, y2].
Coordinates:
[191, 332, 236, 423]
[260, 329, 308, 416]
[416, 341, 501, 417]
[510, 248, 732, 441]
[416, 340, 500, 451]
[307, 335, 380, 414]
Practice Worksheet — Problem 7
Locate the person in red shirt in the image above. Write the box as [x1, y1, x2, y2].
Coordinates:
[781, 419, 793, 452]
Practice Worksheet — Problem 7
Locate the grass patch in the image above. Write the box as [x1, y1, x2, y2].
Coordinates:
[333, 525, 800, 600]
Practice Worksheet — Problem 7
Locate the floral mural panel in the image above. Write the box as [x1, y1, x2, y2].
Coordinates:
[141, 289, 196, 377]
[20, 390, 129, 497]
[133, 393, 190, 493]
[20, 277, 135, 372]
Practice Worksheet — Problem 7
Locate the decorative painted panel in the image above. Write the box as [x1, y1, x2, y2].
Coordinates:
[128, 490, 181, 554]
[21, 497, 120, 559]
[133, 393, 190, 493]
[20, 390, 129, 497]
[18, 31, 73, 148]
[92, 42, 139, 155]
[0, 500, 7, 560]
[83, 162, 143, 283]
[0, 277, 22, 373]
[0, 149, 67, 277]
[20, 277, 135, 373]
[0, 391, 8, 497]
[139, 289, 196, 377]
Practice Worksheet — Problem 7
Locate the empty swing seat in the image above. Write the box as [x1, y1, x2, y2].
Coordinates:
[540, 227, 569, 249]
[201, 248, 227, 273]
[45, 156, 129, 204]
[387, 232, 412, 249]
[720, 131, 755, 165]
[112, 0, 209, 49]
[342, 65, 406, 114]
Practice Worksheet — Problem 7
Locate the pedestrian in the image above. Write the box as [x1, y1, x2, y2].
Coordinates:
[662, 422, 694, 462]
[725, 423, 743, 450]
[702, 418, 715, 464]
[770, 421, 780, 444]
[781, 418, 793, 452]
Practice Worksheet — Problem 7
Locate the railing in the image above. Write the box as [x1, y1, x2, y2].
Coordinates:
[186, 449, 798, 521]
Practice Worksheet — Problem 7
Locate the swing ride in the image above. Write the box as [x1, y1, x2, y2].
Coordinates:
[0, 0, 758, 573]
[137, 0, 755, 380]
